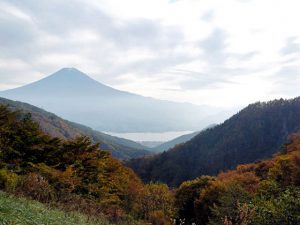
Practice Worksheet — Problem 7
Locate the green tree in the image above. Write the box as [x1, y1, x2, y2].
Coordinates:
[175, 176, 214, 224]
[251, 181, 300, 225]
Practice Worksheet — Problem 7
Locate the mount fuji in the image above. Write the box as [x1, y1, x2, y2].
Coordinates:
[0, 68, 217, 132]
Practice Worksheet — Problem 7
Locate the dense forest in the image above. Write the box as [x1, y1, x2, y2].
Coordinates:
[1, 103, 299, 224]
[128, 98, 300, 186]
[174, 130, 300, 224]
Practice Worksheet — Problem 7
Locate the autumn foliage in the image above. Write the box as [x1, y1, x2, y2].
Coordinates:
[0, 105, 174, 224]
[1, 104, 300, 224]
[174, 132, 300, 225]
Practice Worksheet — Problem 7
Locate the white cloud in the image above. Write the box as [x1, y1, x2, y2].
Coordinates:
[0, 0, 300, 108]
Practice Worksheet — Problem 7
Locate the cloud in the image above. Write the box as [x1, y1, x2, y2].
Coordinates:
[1, 0, 300, 108]
[168, 0, 181, 3]
[176, 70, 234, 90]
[176, 65, 254, 90]
[7, 0, 184, 51]
[201, 10, 214, 22]
[177, 28, 259, 90]
[231, 51, 258, 61]
[0, 4, 38, 59]
[0, 0, 188, 84]
[0, 58, 42, 90]
[281, 37, 300, 56]
[112, 20, 184, 50]
[199, 28, 228, 65]
[262, 65, 300, 98]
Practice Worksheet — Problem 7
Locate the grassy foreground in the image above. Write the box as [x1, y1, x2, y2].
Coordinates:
[0, 192, 111, 225]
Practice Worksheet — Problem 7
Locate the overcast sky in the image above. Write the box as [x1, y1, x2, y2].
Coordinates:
[1, 0, 300, 108]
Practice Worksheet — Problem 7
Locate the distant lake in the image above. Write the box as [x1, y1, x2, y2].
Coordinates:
[104, 131, 194, 142]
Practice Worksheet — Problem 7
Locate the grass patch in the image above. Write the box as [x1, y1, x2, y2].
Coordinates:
[0, 191, 111, 225]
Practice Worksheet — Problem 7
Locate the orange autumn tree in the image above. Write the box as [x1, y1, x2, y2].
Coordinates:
[175, 131, 300, 225]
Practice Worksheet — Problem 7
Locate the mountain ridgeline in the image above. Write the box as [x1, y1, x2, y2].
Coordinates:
[151, 132, 200, 153]
[0, 68, 219, 133]
[128, 98, 300, 186]
[0, 97, 151, 160]
[151, 125, 216, 153]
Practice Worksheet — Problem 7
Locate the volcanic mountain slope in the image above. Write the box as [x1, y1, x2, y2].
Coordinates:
[0, 97, 151, 160]
[0, 68, 217, 132]
[128, 98, 300, 186]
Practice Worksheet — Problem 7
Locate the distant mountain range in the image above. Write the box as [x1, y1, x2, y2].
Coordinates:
[0, 68, 225, 133]
[128, 98, 300, 186]
[0, 97, 151, 160]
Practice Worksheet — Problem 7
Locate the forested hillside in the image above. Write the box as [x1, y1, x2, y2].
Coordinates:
[0, 97, 151, 160]
[173, 130, 300, 224]
[128, 98, 300, 186]
[151, 131, 199, 153]
[152, 125, 216, 153]
[0, 104, 174, 224]
[1, 103, 299, 224]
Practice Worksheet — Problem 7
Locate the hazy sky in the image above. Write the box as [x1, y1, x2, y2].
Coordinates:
[1, 0, 300, 108]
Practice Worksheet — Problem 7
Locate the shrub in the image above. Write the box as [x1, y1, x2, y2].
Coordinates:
[17, 173, 55, 203]
[135, 183, 175, 222]
[175, 176, 214, 224]
[0, 168, 19, 191]
[148, 210, 172, 225]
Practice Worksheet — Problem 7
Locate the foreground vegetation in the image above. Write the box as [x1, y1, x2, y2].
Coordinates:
[0, 191, 112, 225]
[0, 104, 173, 224]
[174, 131, 300, 224]
[0, 103, 299, 224]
